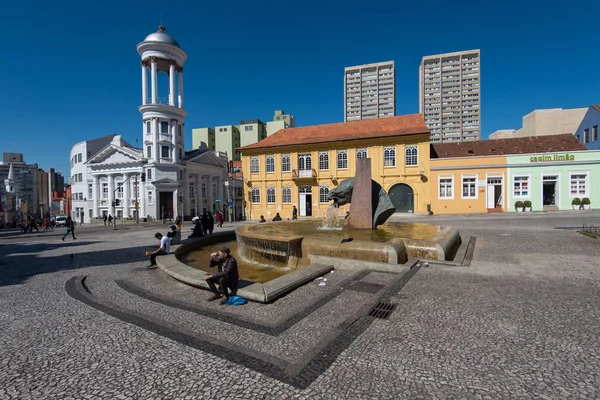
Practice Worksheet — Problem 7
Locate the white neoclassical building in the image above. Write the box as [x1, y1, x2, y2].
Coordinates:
[69, 26, 228, 224]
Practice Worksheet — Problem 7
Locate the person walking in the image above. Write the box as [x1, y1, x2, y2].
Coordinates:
[108, 214, 113, 225]
[103, 214, 107, 225]
[203, 247, 239, 304]
[62, 216, 77, 241]
[292, 205, 298, 220]
[217, 211, 224, 228]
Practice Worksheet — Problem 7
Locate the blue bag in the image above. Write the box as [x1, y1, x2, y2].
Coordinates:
[224, 296, 247, 306]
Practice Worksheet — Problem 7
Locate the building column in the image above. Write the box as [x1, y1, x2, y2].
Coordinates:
[171, 119, 177, 164]
[195, 175, 202, 216]
[107, 173, 114, 217]
[182, 170, 189, 217]
[141, 61, 148, 105]
[150, 57, 158, 104]
[207, 176, 214, 213]
[123, 173, 130, 218]
[178, 71, 184, 108]
[140, 180, 146, 220]
[169, 63, 176, 106]
[92, 175, 99, 218]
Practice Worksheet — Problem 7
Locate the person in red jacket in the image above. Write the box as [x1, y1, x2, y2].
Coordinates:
[216, 211, 224, 228]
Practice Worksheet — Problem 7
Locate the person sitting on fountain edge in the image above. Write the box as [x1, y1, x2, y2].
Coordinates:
[272, 213, 282, 221]
[204, 247, 239, 304]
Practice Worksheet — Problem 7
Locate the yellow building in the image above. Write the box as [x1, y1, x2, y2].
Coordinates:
[237, 114, 432, 220]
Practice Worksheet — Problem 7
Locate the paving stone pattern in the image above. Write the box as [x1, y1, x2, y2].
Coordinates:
[1, 214, 600, 398]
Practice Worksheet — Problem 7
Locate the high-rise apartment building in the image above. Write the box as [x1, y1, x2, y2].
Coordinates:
[344, 61, 395, 122]
[419, 50, 480, 142]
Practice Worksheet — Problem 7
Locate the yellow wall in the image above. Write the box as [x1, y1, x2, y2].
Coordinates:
[240, 134, 431, 220]
[430, 156, 508, 214]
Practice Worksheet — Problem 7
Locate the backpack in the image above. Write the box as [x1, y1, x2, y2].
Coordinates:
[224, 296, 247, 306]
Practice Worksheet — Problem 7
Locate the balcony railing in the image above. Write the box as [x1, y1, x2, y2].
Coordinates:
[292, 169, 317, 179]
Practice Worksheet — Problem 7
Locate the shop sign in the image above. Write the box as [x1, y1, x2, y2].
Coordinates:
[530, 153, 575, 163]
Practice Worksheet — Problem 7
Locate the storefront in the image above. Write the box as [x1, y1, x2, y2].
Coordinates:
[507, 150, 600, 211]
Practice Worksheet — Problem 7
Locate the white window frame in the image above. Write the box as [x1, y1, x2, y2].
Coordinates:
[384, 147, 396, 167]
[405, 145, 418, 166]
[116, 183, 124, 199]
[318, 152, 329, 171]
[102, 182, 108, 199]
[160, 121, 169, 134]
[337, 150, 348, 169]
[319, 185, 330, 203]
[266, 187, 276, 203]
[251, 188, 260, 203]
[356, 149, 368, 159]
[282, 186, 292, 204]
[569, 171, 589, 198]
[148, 189, 154, 204]
[266, 156, 275, 173]
[250, 157, 259, 173]
[513, 175, 531, 198]
[438, 175, 454, 200]
[461, 175, 478, 199]
[281, 155, 291, 172]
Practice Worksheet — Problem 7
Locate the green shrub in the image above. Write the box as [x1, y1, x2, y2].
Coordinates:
[582, 197, 591, 205]
[523, 200, 532, 208]
[572, 197, 582, 205]
[515, 200, 524, 209]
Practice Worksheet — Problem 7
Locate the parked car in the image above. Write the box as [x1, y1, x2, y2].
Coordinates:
[55, 215, 67, 226]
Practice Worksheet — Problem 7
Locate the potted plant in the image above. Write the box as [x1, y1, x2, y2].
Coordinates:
[582, 197, 591, 210]
[523, 200, 532, 212]
[572, 197, 581, 210]
[514, 200, 524, 212]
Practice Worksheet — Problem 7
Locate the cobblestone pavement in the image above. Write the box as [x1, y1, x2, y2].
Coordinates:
[0, 213, 599, 399]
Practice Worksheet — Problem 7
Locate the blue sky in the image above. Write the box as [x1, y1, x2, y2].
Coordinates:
[2, 0, 599, 177]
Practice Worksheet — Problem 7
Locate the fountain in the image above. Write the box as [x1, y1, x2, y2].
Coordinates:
[164, 158, 461, 303]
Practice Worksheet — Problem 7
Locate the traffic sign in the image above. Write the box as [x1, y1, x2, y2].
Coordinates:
[228, 201, 233, 207]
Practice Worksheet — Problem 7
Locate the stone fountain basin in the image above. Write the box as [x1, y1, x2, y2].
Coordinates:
[236, 221, 461, 264]
[156, 231, 334, 303]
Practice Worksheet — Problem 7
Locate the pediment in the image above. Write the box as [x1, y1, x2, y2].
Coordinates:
[88, 145, 142, 165]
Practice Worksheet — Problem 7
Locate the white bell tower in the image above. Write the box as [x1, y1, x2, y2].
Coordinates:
[4, 163, 14, 193]
[137, 25, 187, 166]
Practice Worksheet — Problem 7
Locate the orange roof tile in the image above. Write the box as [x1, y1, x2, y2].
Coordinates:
[592, 105, 600, 113]
[431, 134, 586, 158]
[237, 114, 429, 151]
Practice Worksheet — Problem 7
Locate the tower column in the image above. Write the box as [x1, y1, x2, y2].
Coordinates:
[107, 173, 114, 216]
[178, 71, 184, 108]
[171, 119, 177, 164]
[153, 118, 160, 161]
[169, 63, 176, 106]
[141, 61, 148, 105]
[150, 57, 158, 104]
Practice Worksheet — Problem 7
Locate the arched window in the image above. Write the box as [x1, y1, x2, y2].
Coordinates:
[384, 147, 396, 167]
[266, 156, 275, 173]
[281, 155, 291, 172]
[319, 152, 329, 170]
[267, 187, 276, 203]
[405, 145, 418, 166]
[250, 157, 259, 173]
[251, 188, 260, 203]
[319, 186, 330, 203]
[298, 154, 312, 171]
[356, 149, 368, 159]
[282, 186, 292, 203]
[337, 150, 348, 169]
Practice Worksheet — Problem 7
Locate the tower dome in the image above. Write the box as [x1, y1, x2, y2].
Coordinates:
[142, 25, 180, 48]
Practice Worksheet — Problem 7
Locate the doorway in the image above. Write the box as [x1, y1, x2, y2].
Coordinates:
[542, 175, 558, 206]
[486, 177, 503, 209]
[388, 183, 414, 213]
[299, 186, 312, 217]
[159, 192, 174, 220]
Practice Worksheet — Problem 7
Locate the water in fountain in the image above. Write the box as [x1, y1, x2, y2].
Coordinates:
[321, 204, 343, 230]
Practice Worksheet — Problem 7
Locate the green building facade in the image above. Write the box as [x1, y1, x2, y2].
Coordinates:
[507, 150, 600, 211]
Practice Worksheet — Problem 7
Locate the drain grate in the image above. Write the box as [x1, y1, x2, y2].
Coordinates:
[368, 302, 396, 319]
